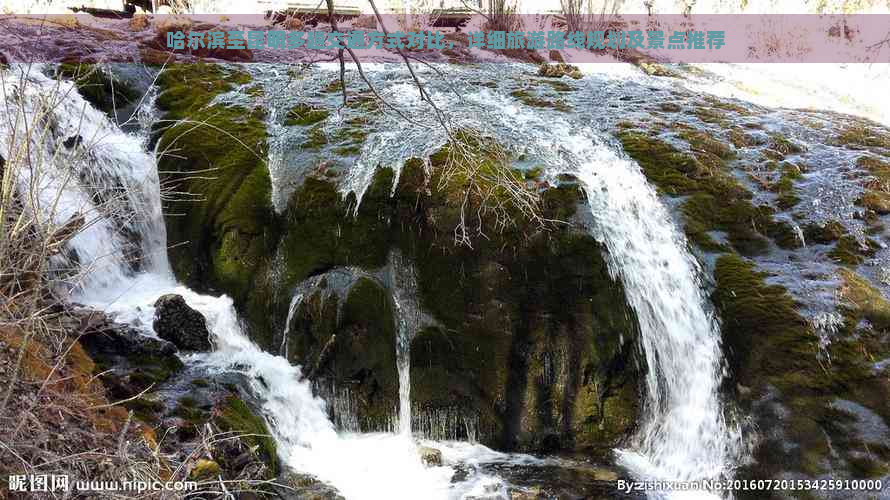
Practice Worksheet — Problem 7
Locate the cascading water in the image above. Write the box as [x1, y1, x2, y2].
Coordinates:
[388, 250, 422, 436]
[250, 59, 747, 495]
[572, 139, 742, 487]
[449, 89, 744, 494]
[3, 56, 771, 499]
[1, 64, 528, 500]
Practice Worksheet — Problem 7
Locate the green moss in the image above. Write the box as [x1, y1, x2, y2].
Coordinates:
[615, 120, 636, 130]
[284, 103, 330, 126]
[301, 124, 329, 150]
[126, 397, 164, 423]
[57, 63, 139, 116]
[803, 220, 845, 244]
[536, 78, 575, 92]
[714, 254, 811, 387]
[716, 254, 890, 479]
[322, 79, 343, 93]
[293, 277, 400, 431]
[215, 396, 278, 476]
[828, 235, 878, 266]
[126, 354, 184, 390]
[678, 129, 735, 161]
[510, 89, 571, 112]
[771, 162, 802, 210]
[857, 190, 890, 215]
[155, 64, 279, 347]
[189, 459, 221, 480]
[618, 131, 799, 254]
[694, 107, 729, 126]
[681, 193, 771, 255]
[767, 133, 806, 159]
[280, 170, 395, 288]
[702, 95, 752, 115]
[857, 156, 890, 188]
[616, 131, 703, 195]
[172, 400, 207, 424]
[729, 128, 760, 148]
[835, 124, 890, 150]
[837, 269, 890, 331]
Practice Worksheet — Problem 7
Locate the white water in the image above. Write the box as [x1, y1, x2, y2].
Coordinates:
[389, 250, 422, 437]
[458, 88, 742, 495]
[0, 65, 517, 500]
[572, 138, 741, 492]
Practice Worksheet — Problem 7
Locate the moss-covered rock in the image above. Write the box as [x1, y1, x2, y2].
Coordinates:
[510, 89, 571, 112]
[835, 123, 890, 150]
[715, 254, 890, 488]
[271, 138, 640, 451]
[57, 63, 139, 117]
[154, 64, 280, 345]
[214, 395, 278, 476]
[284, 103, 330, 126]
[159, 77, 640, 452]
[828, 234, 880, 266]
[837, 269, 890, 332]
[618, 131, 799, 254]
[536, 63, 581, 79]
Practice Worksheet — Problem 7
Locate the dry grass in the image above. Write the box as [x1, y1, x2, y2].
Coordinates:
[434, 130, 546, 247]
[0, 64, 278, 499]
[560, 0, 620, 34]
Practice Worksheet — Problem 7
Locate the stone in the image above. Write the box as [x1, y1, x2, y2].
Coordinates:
[418, 446, 442, 467]
[153, 294, 212, 351]
[78, 310, 177, 358]
[638, 62, 680, 78]
[536, 63, 582, 79]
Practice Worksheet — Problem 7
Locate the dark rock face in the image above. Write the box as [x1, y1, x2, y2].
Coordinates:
[277, 171, 641, 454]
[153, 294, 212, 351]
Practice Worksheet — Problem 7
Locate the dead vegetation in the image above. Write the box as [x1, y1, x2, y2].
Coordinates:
[0, 65, 280, 499]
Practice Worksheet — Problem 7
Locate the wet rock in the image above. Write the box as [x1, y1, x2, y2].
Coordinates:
[418, 446, 443, 466]
[153, 294, 212, 351]
[536, 63, 581, 79]
[76, 309, 177, 358]
[63, 135, 83, 148]
[638, 62, 680, 78]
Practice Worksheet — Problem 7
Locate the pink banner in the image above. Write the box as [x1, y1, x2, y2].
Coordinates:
[0, 13, 888, 63]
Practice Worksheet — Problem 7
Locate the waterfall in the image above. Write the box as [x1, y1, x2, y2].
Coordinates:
[452, 85, 743, 493]
[388, 250, 422, 436]
[567, 133, 742, 488]
[280, 293, 303, 358]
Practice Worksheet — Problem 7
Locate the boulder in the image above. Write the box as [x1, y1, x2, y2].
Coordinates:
[76, 309, 177, 358]
[537, 63, 581, 79]
[418, 446, 442, 467]
[153, 294, 212, 351]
